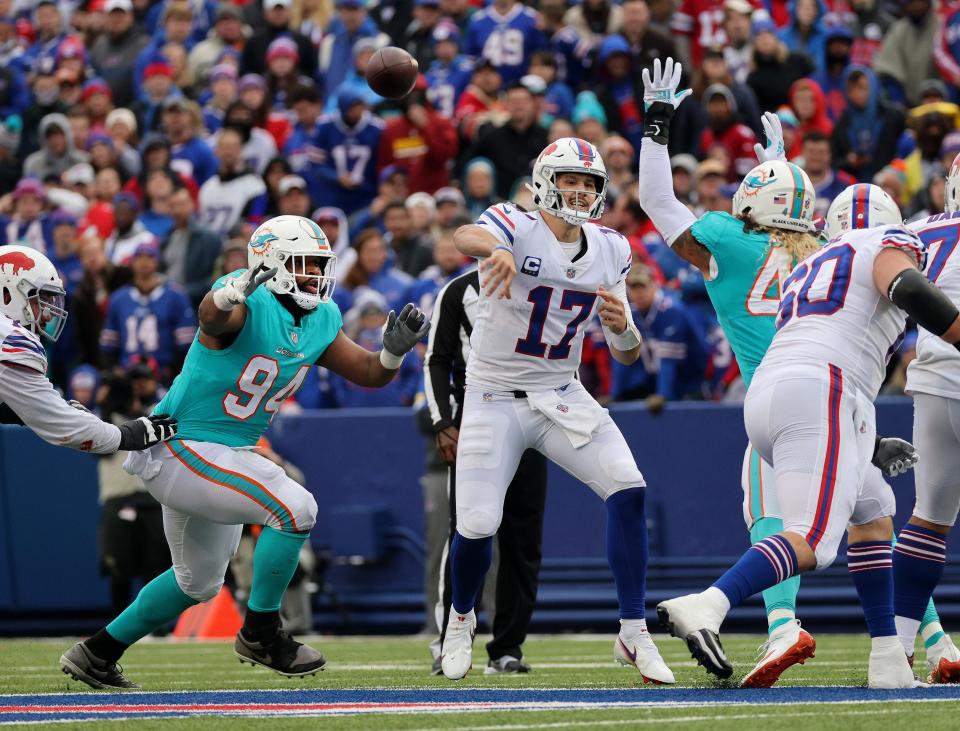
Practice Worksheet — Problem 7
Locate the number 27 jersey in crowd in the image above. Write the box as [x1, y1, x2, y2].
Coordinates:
[469, 203, 632, 392]
[757, 225, 926, 398]
[153, 270, 343, 447]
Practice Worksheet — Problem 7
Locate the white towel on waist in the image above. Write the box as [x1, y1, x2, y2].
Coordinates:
[526, 386, 606, 448]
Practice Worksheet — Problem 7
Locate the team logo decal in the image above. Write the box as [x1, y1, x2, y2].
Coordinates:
[250, 228, 278, 257]
[741, 168, 776, 197]
[521, 256, 542, 277]
[0, 251, 36, 275]
[556, 404, 569, 413]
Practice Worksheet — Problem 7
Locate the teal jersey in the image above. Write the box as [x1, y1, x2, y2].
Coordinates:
[155, 270, 342, 447]
[690, 212, 792, 386]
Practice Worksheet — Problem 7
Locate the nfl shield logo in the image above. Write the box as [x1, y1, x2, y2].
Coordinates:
[291, 332, 299, 344]
[565, 267, 576, 279]
[482, 392, 493, 402]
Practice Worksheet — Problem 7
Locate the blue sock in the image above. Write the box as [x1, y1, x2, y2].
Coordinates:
[894, 525, 947, 622]
[605, 488, 647, 619]
[713, 535, 798, 608]
[449, 531, 493, 615]
[848, 541, 896, 637]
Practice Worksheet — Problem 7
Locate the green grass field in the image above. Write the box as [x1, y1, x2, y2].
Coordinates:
[3, 633, 960, 729]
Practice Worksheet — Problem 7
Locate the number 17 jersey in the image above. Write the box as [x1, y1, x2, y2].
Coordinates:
[153, 270, 343, 447]
[468, 204, 632, 392]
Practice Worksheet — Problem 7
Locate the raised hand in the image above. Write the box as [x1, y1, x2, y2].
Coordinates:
[212, 264, 278, 311]
[641, 57, 692, 111]
[753, 112, 786, 163]
[382, 303, 431, 359]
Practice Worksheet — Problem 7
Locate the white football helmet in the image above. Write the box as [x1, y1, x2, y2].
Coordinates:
[825, 184, 902, 240]
[247, 216, 337, 310]
[526, 137, 608, 225]
[733, 160, 816, 232]
[945, 151, 960, 213]
[0, 245, 67, 341]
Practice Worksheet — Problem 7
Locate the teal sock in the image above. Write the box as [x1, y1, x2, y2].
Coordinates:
[920, 598, 946, 650]
[248, 527, 309, 612]
[106, 568, 198, 645]
[751, 517, 800, 634]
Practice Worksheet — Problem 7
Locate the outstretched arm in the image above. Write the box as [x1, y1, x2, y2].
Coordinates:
[636, 58, 711, 275]
[453, 224, 516, 299]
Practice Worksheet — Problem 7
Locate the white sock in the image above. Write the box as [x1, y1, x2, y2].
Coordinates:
[895, 615, 921, 657]
[703, 586, 732, 617]
[871, 635, 902, 653]
[619, 618, 648, 635]
[768, 608, 796, 631]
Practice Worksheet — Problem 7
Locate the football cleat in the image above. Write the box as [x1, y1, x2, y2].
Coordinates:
[615, 631, 676, 685]
[657, 593, 732, 679]
[234, 629, 326, 677]
[740, 620, 816, 688]
[484, 655, 532, 675]
[430, 655, 443, 676]
[926, 634, 960, 684]
[440, 609, 476, 680]
[59, 641, 140, 690]
[868, 638, 926, 689]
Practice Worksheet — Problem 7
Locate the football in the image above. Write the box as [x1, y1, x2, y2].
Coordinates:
[366, 46, 419, 100]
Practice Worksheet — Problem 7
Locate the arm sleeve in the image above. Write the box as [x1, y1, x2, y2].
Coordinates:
[0, 363, 121, 453]
[637, 138, 697, 245]
[423, 279, 461, 430]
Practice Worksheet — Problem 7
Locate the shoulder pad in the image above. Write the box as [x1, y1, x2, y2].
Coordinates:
[0, 325, 46, 374]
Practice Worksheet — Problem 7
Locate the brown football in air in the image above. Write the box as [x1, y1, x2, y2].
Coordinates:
[366, 46, 419, 100]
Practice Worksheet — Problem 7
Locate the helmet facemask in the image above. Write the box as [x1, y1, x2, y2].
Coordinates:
[270, 249, 337, 311]
[17, 279, 67, 341]
[530, 166, 607, 225]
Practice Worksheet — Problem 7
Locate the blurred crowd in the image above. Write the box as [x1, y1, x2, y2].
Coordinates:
[0, 0, 953, 410]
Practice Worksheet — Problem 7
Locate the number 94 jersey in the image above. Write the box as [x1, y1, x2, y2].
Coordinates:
[759, 225, 926, 398]
[467, 204, 632, 392]
[153, 269, 343, 447]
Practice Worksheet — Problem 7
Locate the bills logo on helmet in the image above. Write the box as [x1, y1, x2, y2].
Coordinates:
[537, 143, 558, 162]
[0, 251, 37, 275]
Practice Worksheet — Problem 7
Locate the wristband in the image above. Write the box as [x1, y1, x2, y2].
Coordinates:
[212, 286, 238, 312]
[643, 101, 675, 146]
[379, 348, 405, 370]
[609, 322, 642, 351]
[493, 244, 512, 255]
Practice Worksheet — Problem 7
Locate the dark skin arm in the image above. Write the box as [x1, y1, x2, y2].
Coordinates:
[669, 228, 713, 276]
[317, 330, 398, 387]
[197, 291, 248, 349]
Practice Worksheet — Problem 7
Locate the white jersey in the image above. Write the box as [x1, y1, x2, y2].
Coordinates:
[0, 313, 120, 453]
[906, 211, 960, 399]
[466, 204, 632, 392]
[758, 224, 926, 398]
[198, 172, 267, 235]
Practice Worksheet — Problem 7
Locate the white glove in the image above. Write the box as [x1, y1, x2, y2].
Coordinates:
[753, 111, 786, 163]
[212, 265, 278, 312]
[641, 57, 692, 110]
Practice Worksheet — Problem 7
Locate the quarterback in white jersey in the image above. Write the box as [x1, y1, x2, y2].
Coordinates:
[440, 137, 674, 685]
[892, 156, 960, 684]
[0, 247, 177, 458]
[658, 184, 960, 689]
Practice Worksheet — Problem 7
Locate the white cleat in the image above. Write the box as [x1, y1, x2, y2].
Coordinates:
[657, 592, 732, 680]
[615, 631, 676, 685]
[869, 638, 927, 689]
[440, 609, 476, 680]
[740, 620, 816, 688]
[926, 633, 960, 684]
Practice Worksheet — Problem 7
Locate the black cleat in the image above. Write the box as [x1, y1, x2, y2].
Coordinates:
[684, 629, 733, 679]
[59, 641, 141, 690]
[484, 655, 532, 674]
[430, 656, 443, 676]
[234, 629, 326, 677]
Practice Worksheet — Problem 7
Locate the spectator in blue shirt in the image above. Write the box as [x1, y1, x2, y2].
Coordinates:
[340, 227, 414, 312]
[319, 0, 383, 97]
[611, 264, 708, 412]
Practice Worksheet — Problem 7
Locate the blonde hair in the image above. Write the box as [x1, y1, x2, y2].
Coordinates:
[753, 224, 822, 264]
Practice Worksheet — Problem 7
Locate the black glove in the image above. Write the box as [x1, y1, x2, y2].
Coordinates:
[118, 414, 178, 451]
[382, 303, 431, 357]
[872, 436, 918, 477]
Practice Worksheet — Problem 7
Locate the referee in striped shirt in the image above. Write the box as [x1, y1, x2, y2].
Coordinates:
[424, 268, 548, 675]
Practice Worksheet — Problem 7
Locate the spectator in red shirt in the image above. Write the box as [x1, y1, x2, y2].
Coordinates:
[789, 78, 833, 153]
[454, 58, 505, 142]
[698, 83, 757, 181]
[378, 76, 458, 194]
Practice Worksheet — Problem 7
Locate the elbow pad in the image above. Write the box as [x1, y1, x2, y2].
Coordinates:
[887, 268, 959, 336]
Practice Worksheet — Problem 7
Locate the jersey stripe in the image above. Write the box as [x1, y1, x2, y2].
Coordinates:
[482, 211, 515, 244]
[492, 206, 516, 230]
[167, 440, 298, 532]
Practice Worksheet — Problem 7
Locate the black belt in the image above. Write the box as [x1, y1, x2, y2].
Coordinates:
[512, 390, 527, 399]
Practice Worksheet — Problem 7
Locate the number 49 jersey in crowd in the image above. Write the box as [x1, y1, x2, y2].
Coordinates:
[468, 203, 632, 392]
[152, 270, 343, 447]
[759, 225, 927, 398]
[907, 210, 960, 398]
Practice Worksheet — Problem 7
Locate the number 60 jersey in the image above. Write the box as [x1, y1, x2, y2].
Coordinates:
[758, 225, 927, 398]
[152, 269, 343, 447]
[468, 203, 632, 392]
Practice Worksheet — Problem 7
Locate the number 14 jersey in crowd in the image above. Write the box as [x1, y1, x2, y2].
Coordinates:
[469, 203, 632, 392]
[153, 269, 342, 447]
